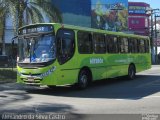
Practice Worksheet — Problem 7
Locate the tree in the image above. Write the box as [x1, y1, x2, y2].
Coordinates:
[1, 0, 62, 28]
[0, 2, 6, 55]
[0, 0, 62, 54]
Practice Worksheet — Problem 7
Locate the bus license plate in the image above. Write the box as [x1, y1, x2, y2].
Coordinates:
[27, 77, 34, 82]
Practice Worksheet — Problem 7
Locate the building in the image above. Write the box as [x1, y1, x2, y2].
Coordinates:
[52, 0, 91, 27]
[2, 0, 148, 56]
[0, 16, 16, 56]
[52, 0, 128, 31]
[128, 2, 150, 36]
[91, 0, 128, 31]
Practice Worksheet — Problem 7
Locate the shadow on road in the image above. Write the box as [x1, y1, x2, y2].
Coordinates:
[0, 85, 77, 114]
[26, 75, 160, 100]
[0, 101, 85, 119]
[0, 74, 160, 114]
[0, 103, 75, 114]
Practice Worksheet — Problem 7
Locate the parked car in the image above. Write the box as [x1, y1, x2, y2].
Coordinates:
[0, 55, 9, 67]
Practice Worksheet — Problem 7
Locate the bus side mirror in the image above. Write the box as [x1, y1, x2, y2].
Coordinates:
[12, 40, 14, 46]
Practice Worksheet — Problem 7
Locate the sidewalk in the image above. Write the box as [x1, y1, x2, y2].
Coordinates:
[152, 63, 160, 65]
[0, 79, 16, 84]
[0, 68, 16, 84]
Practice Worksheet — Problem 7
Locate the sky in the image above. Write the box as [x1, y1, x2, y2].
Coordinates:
[129, 0, 160, 9]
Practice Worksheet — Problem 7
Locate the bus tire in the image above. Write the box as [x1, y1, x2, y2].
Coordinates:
[128, 64, 136, 80]
[77, 70, 89, 89]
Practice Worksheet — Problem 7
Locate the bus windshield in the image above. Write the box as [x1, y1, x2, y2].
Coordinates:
[18, 34, 56, 63]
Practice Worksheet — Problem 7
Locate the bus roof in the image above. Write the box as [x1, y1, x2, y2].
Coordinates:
[19, 23, 149, 40]
[60, 23, 149, 39]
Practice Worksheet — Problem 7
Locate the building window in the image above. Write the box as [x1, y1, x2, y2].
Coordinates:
[131, 20, 135, 24]
[145, 19, 148, 27]
[131, 20, 140, 24]
[136, 20, 139, 24]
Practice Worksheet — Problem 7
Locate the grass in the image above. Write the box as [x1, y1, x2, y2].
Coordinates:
[0, 68, 17, 83]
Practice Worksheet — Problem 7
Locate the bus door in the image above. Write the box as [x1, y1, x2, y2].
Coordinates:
[56, 28, 77, 85]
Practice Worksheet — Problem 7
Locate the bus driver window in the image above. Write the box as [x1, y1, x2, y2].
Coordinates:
[40, 50, 49, 62]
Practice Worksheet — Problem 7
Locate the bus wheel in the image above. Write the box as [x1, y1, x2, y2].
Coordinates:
[77, 70, 89, 89]
[128, 65, 136, 80]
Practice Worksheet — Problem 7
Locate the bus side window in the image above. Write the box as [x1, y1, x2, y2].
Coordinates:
[145, 39, 149, 53]
[93, 33, 106, 54]
[107, 36, 118, 53]
[78, 31, 93, 54]
[57, 29, 75, 65]
[130, 38, 138, 53]
[139, 39, 145, 53]
[119, 37, 128, 53]
[134, 39, 139, 53]
[129, 39, 133, 53]
[137, 39, 140, 53]
[106, 36, 112, 53]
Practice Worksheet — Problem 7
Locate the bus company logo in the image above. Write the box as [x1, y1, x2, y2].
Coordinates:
[40, 66, 56, 78]
[90, 58, 104, 64]
[115, 58, 133, 63]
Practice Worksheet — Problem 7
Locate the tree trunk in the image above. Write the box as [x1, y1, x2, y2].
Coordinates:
[2, 16, 5, 55]
[18, 0, 24, 28]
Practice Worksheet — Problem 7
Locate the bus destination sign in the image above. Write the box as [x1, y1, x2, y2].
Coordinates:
[19, 25, 54, 35]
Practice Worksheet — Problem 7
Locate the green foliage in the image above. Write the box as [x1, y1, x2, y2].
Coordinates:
[0, 0, 62, 31]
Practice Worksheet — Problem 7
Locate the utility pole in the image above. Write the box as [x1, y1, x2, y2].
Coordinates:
[155, 15, 160, 63]
[155, 15, 157, 63]
[151, 12, 154, 51]
[146, 8, 159, 64]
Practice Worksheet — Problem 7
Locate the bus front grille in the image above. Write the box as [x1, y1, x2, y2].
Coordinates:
[23, 78, 42, 86]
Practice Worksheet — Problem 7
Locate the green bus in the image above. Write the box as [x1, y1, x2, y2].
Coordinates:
[15, 23, 151, 89]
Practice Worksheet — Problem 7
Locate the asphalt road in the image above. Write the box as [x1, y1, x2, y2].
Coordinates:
[0, 65, 160, 120]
